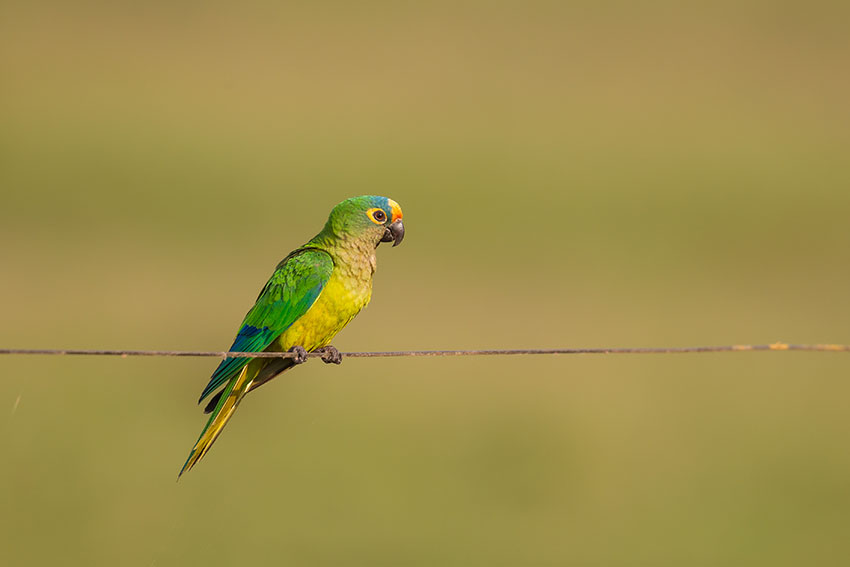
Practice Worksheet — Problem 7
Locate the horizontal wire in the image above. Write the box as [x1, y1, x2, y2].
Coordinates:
[0, 343, 848, 360]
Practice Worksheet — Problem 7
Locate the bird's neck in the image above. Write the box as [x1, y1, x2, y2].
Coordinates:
[306, 232, 377, 276]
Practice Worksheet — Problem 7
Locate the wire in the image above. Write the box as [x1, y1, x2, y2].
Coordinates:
[0, 343, 848, 360]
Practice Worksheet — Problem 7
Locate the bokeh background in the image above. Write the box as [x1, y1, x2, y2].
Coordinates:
[2, 1, 849, 565]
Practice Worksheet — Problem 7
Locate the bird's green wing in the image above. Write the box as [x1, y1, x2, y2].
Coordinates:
[197, 248, 334, 403]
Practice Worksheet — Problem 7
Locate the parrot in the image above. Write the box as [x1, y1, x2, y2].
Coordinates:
[179, 195, 404, 477]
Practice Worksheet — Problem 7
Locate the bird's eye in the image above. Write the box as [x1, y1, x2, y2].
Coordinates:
[367, 208, 387, 224]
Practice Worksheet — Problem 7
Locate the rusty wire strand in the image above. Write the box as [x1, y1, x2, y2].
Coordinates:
[0, 343, 848, 361]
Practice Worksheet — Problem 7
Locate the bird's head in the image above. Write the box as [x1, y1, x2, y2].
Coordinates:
[325, 195, 405, 248]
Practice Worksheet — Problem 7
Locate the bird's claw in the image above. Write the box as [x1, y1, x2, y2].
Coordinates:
[317, 345, 343, 365]
[288, 345, 308, 364]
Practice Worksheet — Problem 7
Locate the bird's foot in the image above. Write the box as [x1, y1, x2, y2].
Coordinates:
[317, 345, 343, 365]
[288, 345, 309, 364]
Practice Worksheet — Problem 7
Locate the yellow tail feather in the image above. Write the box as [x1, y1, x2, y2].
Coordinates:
[179, 364, 255, 478]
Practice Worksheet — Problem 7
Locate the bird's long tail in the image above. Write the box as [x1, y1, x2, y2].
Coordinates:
[179, 364, 255, 478]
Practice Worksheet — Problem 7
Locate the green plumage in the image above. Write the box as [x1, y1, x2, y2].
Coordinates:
[179, 196, 404, 477]
[197, 249, 333, 403]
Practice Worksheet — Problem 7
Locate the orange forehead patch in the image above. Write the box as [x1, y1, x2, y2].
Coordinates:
[388, 199, 403, 222]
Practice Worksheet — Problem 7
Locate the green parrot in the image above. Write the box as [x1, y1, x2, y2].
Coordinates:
[179, 196, 404, 477]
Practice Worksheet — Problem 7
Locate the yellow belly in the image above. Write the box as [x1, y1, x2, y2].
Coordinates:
[274, 270, 372, 352]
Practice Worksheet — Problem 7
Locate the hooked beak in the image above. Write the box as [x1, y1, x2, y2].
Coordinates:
[380, 220, 405, 247]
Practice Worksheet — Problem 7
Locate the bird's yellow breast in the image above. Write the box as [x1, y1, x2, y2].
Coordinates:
[275, 267, 372, 352]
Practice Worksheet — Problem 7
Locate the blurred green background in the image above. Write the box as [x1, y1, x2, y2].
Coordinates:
[1, 1, 849, 565]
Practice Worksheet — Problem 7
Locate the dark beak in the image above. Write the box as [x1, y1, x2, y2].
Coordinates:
[380, 220, 405, 247]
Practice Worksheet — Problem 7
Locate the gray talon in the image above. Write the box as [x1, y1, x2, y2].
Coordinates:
[318, 346, 342, 365]
[288, 345, 308, 364]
